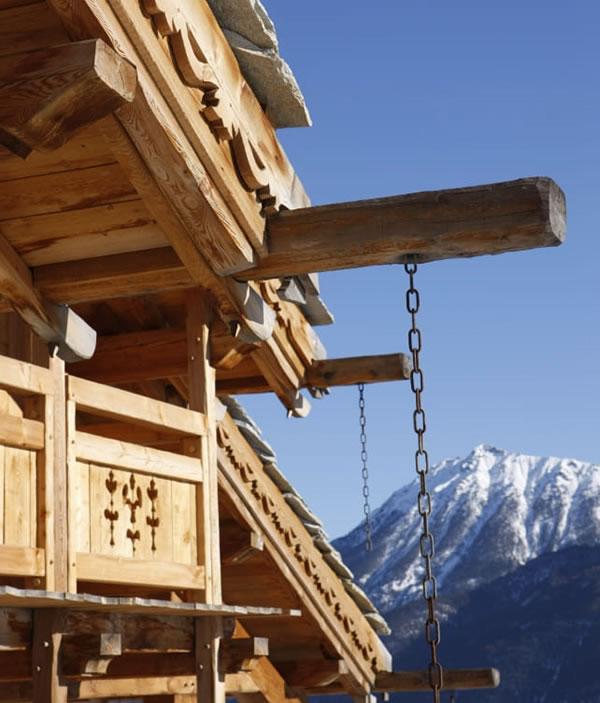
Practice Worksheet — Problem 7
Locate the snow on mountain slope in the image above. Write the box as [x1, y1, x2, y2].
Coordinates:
[334, 445, 600, 611]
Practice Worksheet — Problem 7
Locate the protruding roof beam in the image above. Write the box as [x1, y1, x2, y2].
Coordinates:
[0, 231, 95, 361]
[0, 39, 136, 157]
[306, 353, 411, 389]
[236, 178, 566, 280]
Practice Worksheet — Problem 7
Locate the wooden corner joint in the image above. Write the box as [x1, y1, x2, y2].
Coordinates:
[0, 38, 137, 157]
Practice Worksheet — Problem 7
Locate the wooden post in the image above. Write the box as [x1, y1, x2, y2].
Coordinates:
[196, 617, 225, 703]
[49, 356, 69, 593]
[32, 610, 67, 703]
[186, 289, 222, 605]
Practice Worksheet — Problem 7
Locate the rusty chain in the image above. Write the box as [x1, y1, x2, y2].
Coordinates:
[358, 383, 373, 551]
[405, 262, 443, 701]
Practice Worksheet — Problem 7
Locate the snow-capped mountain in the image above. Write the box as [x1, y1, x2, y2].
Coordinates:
[335, 445, 600, 612]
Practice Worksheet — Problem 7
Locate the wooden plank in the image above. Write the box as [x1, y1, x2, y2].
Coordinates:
[238, 177, 567, 279]
[0, 354, 52, 394]
[76, 553, 205, 590]
[171, 480, 196, 566]
[0, 39, 136, 156]
[0, 444, 4, 545]
[0, 414, 43, 449]
[69, 327, 253, 386]
[186, 291, 221, 604]
[0, 545, 44, 576]
[34, 248, 192, 303]
[4, 447, 31, 547]
[68, 375, 206, 437]
[65, 398, 77, 591]
[0, 163, 136, 220]
[278, 659, 348, 688]
[49, 357, 67, 591]
[71, 462, 90, 554]
[0, 233, 96, 361]
[76, 433, 203, 484]
[305, 354, 412, 388]
[4, 200, 167, 267]
[0, 4, 68, 59]
[0, 125, 113, 182]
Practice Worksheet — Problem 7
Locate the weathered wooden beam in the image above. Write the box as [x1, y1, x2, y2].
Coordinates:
[309, 668, 501, 694]
[221, 521, 264, 566]
[220, 636, 269, 673]
[306, 354, 411, 389]
[236, 178, 566, 279]
[0, 39, 136, 157]
[0, 232, 96, 361]
[278, 660, 349, 688]
[31, 610, 67, 703]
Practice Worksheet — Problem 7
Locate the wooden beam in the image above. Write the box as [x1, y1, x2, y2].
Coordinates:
[237, 177, 566, 279]
[31, 610, 67, 703]
[195, 617, 225, 703]
[0, 232, 96, 361]
[305, 354, 411, 388]
[310, 668, 501, 694]
[278, 660, 348, 688]
[0, 39, 136, 157]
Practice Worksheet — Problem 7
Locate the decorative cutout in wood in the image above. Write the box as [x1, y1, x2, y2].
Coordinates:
[146, 479, 160, 553]
[103, 471, 119, 547]
[123, 473, 142, 553]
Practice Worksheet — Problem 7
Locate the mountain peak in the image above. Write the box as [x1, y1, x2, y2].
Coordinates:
[334, 447, 600, 611]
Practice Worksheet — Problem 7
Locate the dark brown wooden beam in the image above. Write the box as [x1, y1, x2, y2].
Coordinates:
[278, 660, 348, 688]
[306, 354, 411, 388]
[236, 178, 565, 279]
[0, 39, 136, 157]
[308, 668, 500, 694]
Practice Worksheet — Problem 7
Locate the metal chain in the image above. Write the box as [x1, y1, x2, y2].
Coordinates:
[358, 383, 373, 551]
[405, 262, 443, 701]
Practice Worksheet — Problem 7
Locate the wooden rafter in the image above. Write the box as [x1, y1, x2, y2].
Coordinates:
[0, 231, 96, 361]
[0, 39, 136, 157]
[237, 177, 566, 279]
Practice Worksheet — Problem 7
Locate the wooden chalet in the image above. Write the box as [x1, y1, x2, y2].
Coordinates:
[0, 0, 565, 701]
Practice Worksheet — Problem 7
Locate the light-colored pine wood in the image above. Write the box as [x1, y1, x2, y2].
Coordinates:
[4, 200, 167, 267]
[49, 357, 67, 591]
[0, 125, 113, 182]
[72, 461, 90, 554]
[0, 353, 52, 396]
[0, 39, 137, 156]
[33, 247, 191, 304]
[76, 553, 205, 590]
[186, 290, 221, 604]
[0, 414, 43, 450]
[4, 447, 32, 547]
[0, 545, 44, 576]
[0, 163, 136, 220]
[0, 444, 4, 545]
[68, 375, 206, 437]
[171, 480, 196, 566]
[238, 177, 567, 279]
[76, 432, 203, 483]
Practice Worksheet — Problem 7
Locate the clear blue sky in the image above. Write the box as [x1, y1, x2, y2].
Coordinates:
[241, 1, 600, 538]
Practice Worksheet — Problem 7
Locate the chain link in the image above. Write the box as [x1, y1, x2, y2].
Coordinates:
[405, 262, 443, 701]
[358, 383, 373, 552]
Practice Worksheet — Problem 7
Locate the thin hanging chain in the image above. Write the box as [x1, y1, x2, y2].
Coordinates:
[405, 262, 443, 701]
[358, 383, 373, 551]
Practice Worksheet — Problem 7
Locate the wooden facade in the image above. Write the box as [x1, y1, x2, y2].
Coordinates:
[0, 0, 563, 700]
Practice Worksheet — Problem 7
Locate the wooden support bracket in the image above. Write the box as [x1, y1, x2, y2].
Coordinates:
[305, 353, 411, 389]
[0, 222, 96, 362]
[236, 177, 566, 279]
[0, 39, 136, 157]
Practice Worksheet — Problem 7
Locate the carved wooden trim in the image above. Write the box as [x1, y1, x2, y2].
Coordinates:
[216, 415, 391, 684]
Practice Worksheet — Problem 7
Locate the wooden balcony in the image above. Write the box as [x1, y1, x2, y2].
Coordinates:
[0, 353, 214, 600]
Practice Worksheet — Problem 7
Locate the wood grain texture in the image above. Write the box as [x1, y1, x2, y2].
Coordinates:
[0, 415, 43, 450]
[3, 200, 167, 267]
[0, 545, 44, 576]
[237, 178, 567, 279]
[0, 39, 136, 155]
[306, 354, 412, 388]
[68, 375, 206, 436]
[76, 553, 205, 590]
[0, 4, 68, 59]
